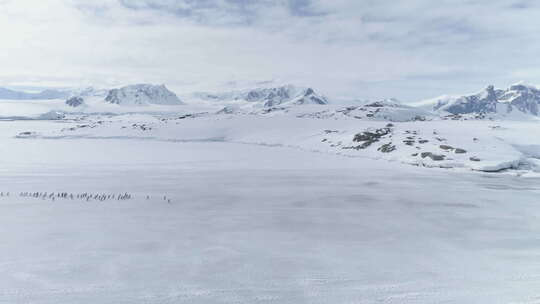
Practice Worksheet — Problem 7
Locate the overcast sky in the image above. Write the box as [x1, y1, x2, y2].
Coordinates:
[1, 0, 539, 101]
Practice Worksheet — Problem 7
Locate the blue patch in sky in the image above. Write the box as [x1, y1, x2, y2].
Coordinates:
[117, 0, 326, 20]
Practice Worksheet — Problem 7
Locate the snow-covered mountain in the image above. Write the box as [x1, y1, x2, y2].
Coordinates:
[417, 82, 540, 116]
[248, 86, 328, 107]
[69, 87, 109, 98]
[0, 87, 69, 100]
[64, 87, 111, 107]
[191, 85, 328, 107]
[104, 84, 183, 106]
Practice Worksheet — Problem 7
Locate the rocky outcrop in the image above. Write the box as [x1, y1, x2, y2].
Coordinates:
[66, 96, 84, 107]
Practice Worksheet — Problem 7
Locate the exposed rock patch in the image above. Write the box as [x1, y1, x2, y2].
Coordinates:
[421, 152, 446, 161]
[66, 96, 84, 107]
[346, 127, 392, 150]
[378, 143, 396, 153]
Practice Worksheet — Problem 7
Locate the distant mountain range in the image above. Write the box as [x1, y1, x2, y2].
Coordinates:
[67, 84, 327, 107]
[417, 82, 540, 116]
[191, 85, 329, 107]
[4, 82, 540, 117]
[0, 84, 183, 106]
[0, 87, 70, 100]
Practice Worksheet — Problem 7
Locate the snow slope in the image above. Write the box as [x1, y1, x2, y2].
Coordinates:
[13, 106, 537, 174]
[0, 120, 539, 303]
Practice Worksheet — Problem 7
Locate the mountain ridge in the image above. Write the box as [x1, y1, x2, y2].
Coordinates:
[0, 87, 70, 100]
[416, 82, 540, 117]
[190, 84, 329, 107]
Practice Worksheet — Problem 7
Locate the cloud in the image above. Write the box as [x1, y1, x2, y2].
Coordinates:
[1, 0, 540, 101]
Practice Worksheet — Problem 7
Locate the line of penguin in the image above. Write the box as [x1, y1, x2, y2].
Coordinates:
[0, 192, 172, 203]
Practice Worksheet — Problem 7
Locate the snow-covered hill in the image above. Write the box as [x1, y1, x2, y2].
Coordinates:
[104, 84, 183, 106]
[416, 82, 540, 117]
[293, 99, 432, 122]
[16, 105, 538, 174]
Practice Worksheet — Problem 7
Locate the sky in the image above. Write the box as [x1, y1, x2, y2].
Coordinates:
[1, 0, 540, 101]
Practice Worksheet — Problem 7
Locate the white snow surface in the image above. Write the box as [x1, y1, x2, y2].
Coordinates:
[1, 98, 540, 303]
[21, 105, 538, 174]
